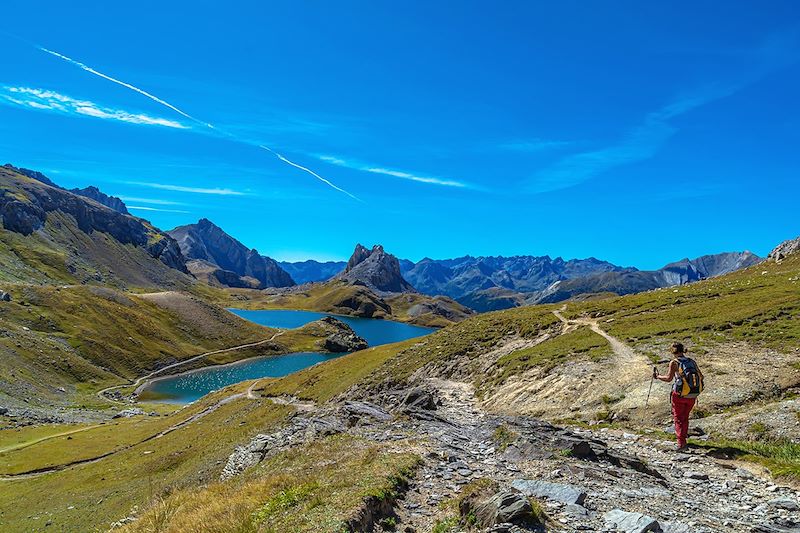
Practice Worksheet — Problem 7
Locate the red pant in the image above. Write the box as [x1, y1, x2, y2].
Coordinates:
[671, 392, 696, 447]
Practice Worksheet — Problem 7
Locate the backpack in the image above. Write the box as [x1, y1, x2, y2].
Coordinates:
[674, 357, 704, 398]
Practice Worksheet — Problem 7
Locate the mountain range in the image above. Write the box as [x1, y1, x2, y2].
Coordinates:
[0, 163, 763, 313]
[279, 250, 761, 311]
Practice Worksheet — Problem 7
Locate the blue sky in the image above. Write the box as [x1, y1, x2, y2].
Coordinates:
[1, 1, 798, 268]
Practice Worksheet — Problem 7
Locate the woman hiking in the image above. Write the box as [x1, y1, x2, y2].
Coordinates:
[654, 342, 704, 450]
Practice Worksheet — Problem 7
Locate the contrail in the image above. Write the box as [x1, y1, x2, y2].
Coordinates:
[37, 46, 358, 199]
[259, 145, 361, 201]
[39, 47, 214, 130]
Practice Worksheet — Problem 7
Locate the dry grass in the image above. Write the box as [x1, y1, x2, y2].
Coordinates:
[120, 435, 420, 533]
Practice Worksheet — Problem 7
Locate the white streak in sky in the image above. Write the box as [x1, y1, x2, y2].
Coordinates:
[1, 86, 186, 128]
[259, 145, 361, 201]
[127, 181, 246, 196]
[317, 154, 469, 188]
[38, 46, 358, 199]
[39, 47, 214, 129]
[128, 205, 190, 214]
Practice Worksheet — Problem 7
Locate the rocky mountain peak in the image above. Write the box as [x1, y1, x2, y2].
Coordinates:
[70, 185, 129, 215]
[345, 243, 373, 272]
[338, 243, 415, 293]
[167, 219, 294, 289]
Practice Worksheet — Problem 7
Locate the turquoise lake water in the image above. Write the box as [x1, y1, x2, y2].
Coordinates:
[140, 309, 434, 404]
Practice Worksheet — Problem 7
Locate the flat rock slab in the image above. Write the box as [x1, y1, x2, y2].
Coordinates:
[511, 479, 587, 505]
[769, 498, 800, 511]
[603, 509, 661, 533]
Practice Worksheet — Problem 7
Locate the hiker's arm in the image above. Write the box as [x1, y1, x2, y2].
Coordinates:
[656, 361, 677, 382]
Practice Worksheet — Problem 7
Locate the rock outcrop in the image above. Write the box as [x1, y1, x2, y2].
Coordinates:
[317, 316, 368, 352]
[768, 236, 800, 261]
[70, 185, 129, 215]
[168, 218, 294, 289]
[336, 244, 414, 293]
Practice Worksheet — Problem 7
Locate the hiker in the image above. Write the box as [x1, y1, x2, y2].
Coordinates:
[654, 342, 704, 450]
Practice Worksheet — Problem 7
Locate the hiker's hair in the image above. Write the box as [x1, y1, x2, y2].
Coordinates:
[670, 342, 685, 355]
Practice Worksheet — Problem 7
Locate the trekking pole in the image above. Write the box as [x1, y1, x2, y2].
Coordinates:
[644, 366, 656, 411]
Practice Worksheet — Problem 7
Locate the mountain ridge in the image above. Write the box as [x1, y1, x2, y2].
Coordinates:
[0, 165, 189, 287]
[167, 218, 295, 289]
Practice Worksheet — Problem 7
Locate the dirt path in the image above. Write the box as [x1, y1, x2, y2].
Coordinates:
[552, 306, 645, 367]
[0, 424, 103, 454]
[0, 391, 250, 481]
[483, 307, 655, 417]
[97, 331, 286, 403]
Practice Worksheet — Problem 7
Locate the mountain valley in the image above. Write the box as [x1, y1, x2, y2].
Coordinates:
[0, 164, 798, 533]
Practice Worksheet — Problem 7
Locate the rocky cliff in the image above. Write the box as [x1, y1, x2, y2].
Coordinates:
[0, 165, 189, 285]
[768, 235, 800, 261]
[168, 218, 294, 289]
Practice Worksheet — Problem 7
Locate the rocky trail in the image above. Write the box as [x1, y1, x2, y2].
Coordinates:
[233, 377, 800, 532]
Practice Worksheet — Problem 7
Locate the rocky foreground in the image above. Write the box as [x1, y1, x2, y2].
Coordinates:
[223, 378, 799, 533]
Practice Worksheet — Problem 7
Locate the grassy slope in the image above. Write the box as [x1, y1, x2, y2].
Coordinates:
[561, 254, 800, 352]
[0, 385, 293, 532]
[120, 435, 419, 533]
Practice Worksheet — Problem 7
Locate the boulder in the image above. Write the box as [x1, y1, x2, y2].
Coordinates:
[0, 406, 8, 416]
[510, 479, 587, 505]
[473, 490, 534, 527]
[684, 471, 709, 481]
[0, 291, 10, 302]
[402, 387, 437, 411]
[343, 401, 392, 422]
[458, 483, 539, 529]
[603, 509, 661, 533]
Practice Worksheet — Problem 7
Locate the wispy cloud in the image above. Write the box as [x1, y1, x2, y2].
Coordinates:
[317, 155, 470, 188]
[499, 138, 573, 152]
[128, 205, 190, 214]
[38, 45, 358, 200]
[528, 29, 800, 195]
[126, 181, 247, 196]
[118, 196, 186, 206]
[0, 86, 187, 129]
[527, 84, 743, 194]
